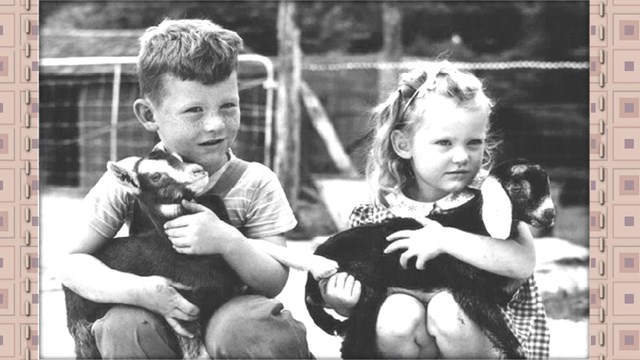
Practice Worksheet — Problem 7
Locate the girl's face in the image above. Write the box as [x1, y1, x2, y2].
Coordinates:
[392, 95, 489, 202]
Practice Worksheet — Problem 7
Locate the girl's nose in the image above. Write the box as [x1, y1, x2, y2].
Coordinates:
[451, 147, 469, 164]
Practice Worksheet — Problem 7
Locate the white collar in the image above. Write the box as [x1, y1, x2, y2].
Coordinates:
[384, 188, 476, 222]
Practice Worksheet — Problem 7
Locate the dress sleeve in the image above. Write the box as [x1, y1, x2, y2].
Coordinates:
[348, 203, 395, 228]
[348, 204, 374, 228]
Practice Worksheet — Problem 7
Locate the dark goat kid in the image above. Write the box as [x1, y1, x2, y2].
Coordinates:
[63, 149, 243, 359]
[305, 159, 556, 359]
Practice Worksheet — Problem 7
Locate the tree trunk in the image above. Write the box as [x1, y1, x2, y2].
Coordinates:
[275, 0, 302, 210]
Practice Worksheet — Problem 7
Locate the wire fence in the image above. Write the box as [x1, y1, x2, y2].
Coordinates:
[303, 60, 588, 71]
[40, 56, 588, 194]
[40, 55, 275, 193]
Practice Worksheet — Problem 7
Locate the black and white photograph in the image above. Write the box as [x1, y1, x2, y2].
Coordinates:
[38, 1, 589, 358]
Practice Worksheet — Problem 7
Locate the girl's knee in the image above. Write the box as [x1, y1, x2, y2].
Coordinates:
[376, 294, 436, 358]
[427, 292, 498, 358]
[427, 291, 469, 339]
[377, 294, 426, 340]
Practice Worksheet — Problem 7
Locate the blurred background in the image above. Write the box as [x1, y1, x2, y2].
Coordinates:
[38, 1, 589, 358]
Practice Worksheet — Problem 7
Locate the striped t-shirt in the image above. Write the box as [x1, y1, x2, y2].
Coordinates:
[82, 150, 297, 240]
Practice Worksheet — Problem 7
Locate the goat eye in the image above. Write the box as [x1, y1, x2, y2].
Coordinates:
[150, 174, 162, 182]
[508, 184, 522, 192]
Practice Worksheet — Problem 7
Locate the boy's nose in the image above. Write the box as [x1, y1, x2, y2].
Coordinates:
[203, 114, 225, 132]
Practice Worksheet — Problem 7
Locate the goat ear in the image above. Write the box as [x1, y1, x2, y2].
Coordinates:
[510, 164, 528, 175]
[481, 176, 513, 240]
[107, 161, 141, 192]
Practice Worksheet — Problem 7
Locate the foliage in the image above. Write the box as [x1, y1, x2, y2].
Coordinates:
[41, 1, 586, 60]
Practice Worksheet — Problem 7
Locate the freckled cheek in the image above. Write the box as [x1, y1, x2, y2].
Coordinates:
[224, 115, 241, 136]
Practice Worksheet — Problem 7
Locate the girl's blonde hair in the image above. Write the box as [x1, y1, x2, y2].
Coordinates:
[366, 61, 499, 205]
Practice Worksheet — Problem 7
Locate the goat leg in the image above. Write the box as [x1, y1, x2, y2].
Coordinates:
[340, 287, 385, 359]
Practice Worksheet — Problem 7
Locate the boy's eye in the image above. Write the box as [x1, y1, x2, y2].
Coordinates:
[185, 106, 203, 113]
[435, 140, 451, 146]
[221, 102, 238, 110]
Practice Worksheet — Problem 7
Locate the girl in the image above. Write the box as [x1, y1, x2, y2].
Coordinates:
[319, 62, 549, 359]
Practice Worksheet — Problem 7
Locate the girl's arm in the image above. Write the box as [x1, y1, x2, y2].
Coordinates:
[440, 222, 536, 279]
[385, 221, 536, 279]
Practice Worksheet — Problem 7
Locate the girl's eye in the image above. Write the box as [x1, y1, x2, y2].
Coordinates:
[221, 102, 238, 110]
[435, 140, 451, 146]
[468, 139, 484, 146]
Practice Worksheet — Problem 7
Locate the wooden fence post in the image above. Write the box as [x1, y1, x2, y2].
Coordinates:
[378, 0, 403, 102]
[275, 0, 302, 209]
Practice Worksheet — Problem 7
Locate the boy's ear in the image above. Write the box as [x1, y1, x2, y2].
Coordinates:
[133, 99, 159, 132]
[391, 130, 412, 159]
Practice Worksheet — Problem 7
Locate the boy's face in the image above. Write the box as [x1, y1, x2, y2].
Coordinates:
[143, 72, 240, 175]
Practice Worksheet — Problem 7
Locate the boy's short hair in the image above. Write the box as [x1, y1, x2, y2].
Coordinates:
[137, 18, 244, 104]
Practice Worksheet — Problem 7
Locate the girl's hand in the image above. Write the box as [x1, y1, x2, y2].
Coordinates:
[384, 219, 449, 270]
[319, 272, 362, 317]
[163, 200, 243, 255]
[139, 275, 200, 338]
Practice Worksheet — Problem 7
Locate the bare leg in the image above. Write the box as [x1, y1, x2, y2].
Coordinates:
[426, 291, 501, 359]
[375, 293, 439, 358]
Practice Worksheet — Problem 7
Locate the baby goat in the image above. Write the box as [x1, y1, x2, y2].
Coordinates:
[305, 159, 556, 359]
[63, 149, 244, 359]
[64, 149, 340, 359]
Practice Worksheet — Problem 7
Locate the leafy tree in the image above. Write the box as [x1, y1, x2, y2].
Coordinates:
[41, 1, 586, 59]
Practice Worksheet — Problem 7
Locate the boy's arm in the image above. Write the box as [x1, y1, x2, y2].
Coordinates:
[252, 240, 338, 280]
[225, 234, 290, 297]
[164, 202, 291, 297]
[59, 225, 200, 337]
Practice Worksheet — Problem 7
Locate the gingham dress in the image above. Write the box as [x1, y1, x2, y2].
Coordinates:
[349, 191, 550, 359]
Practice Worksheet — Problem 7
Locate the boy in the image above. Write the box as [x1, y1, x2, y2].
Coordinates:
[60, 18, 312, 359]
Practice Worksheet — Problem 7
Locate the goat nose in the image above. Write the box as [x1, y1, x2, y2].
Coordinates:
[190, 165, 207, 176]
[543, 208, 556, 221]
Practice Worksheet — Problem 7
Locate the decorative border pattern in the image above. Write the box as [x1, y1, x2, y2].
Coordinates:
[589, 0, 640, 359]
[0, 0, 38, 358]
[0, 0, 638, 358]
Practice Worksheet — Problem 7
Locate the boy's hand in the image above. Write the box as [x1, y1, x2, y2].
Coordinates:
[384, 219, 448, 270]
[319, 272, 361, 317]
[141, 276, 200, 338]
[163, 200, 242, 255]
[308, 255, 339, 280]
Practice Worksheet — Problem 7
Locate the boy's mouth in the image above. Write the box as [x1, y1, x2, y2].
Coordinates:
[199, 139, 225, 147]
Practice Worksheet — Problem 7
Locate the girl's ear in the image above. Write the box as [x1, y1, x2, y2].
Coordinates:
[391, 130, 412, 159]
[133, 99, 159, 132]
